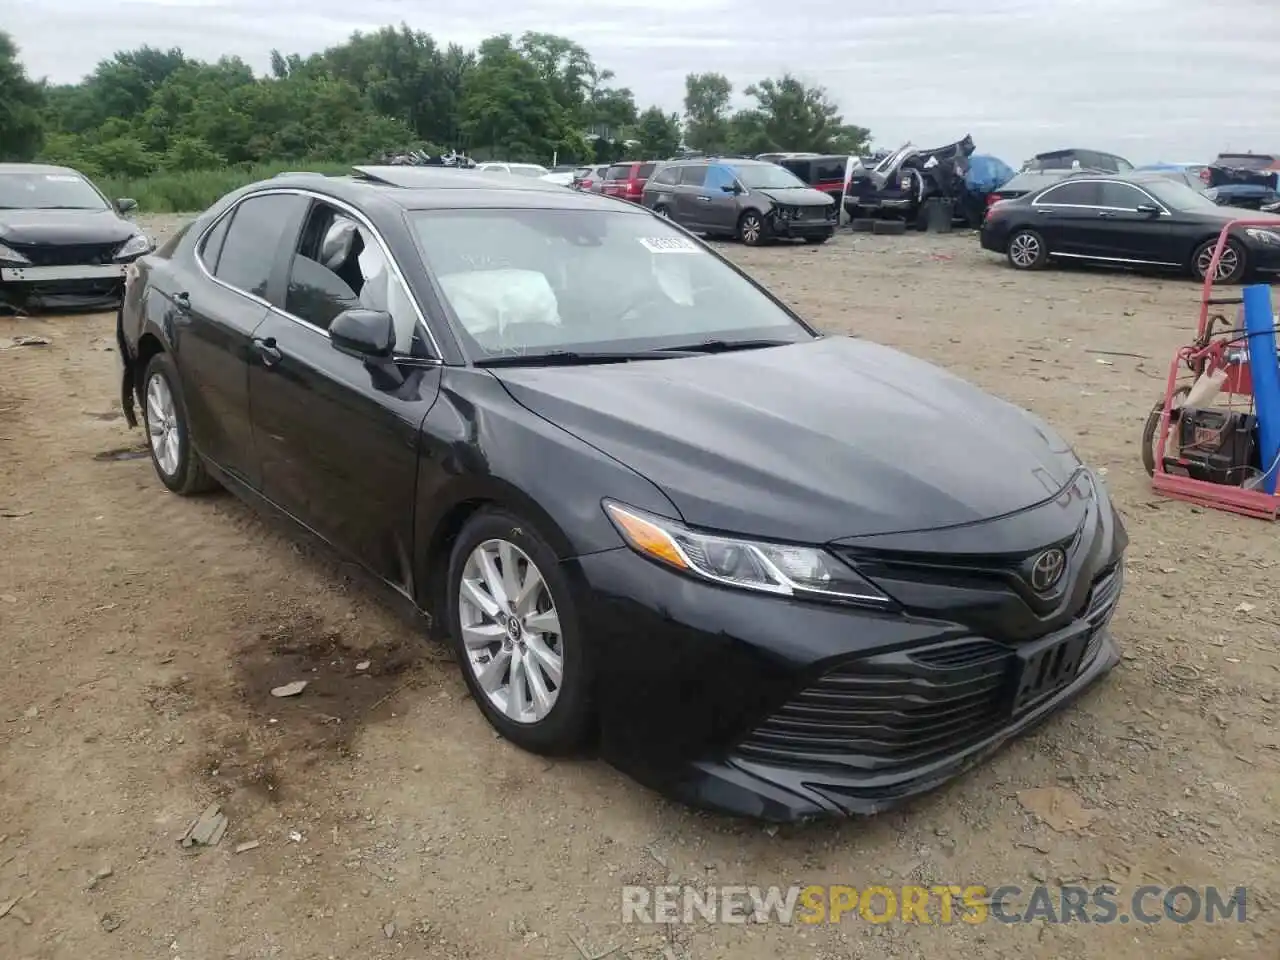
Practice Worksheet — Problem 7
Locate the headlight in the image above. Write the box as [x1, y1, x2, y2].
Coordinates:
[114, 234, 153, 260]
[603, 501, 893, 606]
[0, 241, 31, 265]
[1245, 228, 1280, 245]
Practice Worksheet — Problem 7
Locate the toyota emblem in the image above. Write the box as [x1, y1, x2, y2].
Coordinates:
[1029, 548, 1066, 592]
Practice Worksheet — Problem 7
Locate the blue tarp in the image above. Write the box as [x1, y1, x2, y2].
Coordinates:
[965, 154, 1016, 194]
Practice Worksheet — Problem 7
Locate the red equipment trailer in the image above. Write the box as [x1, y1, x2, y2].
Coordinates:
[1143, 219, 1280, 519]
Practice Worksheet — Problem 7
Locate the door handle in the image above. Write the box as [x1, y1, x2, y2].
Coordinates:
[1097, 211, 1115, 218]
[173, 292, 191, 312]
[253, 337, 283, 368]
[696, 195, 712, 202]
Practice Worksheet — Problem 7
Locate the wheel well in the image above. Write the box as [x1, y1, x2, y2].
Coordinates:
[423, 498, 492, 624]
[134, 333, 165, 401]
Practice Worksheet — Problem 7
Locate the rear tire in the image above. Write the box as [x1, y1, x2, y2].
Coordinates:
[1007, 228, 1048, 270]
[1191, 237, 1247, 284]
[142, 353, 219, 495]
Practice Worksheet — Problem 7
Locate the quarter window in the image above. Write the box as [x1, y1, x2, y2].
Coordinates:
[650, 167, 679, 186]
[214, 194, 305, 298]
[1035, 181, 1101, 206]
[197, 213, 231, 272]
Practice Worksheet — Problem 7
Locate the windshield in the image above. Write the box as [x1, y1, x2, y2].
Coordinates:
[1146, 179, 1222, 211]
[733, 164, 808, 190]
[0, 172, 108, 210]
[511, 165, 549, 178]
[409, 208, 810, 360]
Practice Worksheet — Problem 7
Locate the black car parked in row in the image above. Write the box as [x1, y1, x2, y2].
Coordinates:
[981, 172, 1280, 283]
[641, 158, 836, 245]
[0, 163, 151, 312]
[117, 165, 1127, 821]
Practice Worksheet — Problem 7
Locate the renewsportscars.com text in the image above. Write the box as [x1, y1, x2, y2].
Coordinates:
[621, 884, 1248, 926]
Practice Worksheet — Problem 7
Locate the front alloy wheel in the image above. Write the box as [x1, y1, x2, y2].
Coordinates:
[739, 211, 766, 246]
[146, 373, 181, 478]
[458, 539, 564, 724]
[446, 509, 591, 754]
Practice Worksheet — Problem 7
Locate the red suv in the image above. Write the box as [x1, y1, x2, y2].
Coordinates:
[602, 161, 658, 203]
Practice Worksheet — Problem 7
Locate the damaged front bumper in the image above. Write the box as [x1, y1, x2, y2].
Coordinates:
[0, 263, 128, 314]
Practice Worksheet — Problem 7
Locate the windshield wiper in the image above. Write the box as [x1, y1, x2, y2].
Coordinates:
[475, 349, 697, 368]
[651, 338, 801, 354]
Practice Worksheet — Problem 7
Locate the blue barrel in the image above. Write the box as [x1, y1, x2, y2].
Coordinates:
[1243, 284, 1280, 493]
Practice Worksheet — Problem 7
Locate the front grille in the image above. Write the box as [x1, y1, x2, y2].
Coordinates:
[735, 639, 1012, 772]
[735, 563, 1122, 773]
[8, 242, 120, 267]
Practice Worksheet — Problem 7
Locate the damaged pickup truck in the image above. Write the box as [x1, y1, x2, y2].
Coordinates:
[0, 163, 153, 314]
[842, 134, 976, 226]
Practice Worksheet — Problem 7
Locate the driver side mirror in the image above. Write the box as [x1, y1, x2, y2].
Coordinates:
[330, 308, 395, 359]
[116, 198, 137, 214]
[721, 182, 740, 194]
[1135, 204, 1161, 216]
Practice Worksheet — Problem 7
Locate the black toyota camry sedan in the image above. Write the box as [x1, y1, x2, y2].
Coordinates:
[981, 171, 1280, 283]
[0, 163, 150, 312]
[117, 166, 1127, 821]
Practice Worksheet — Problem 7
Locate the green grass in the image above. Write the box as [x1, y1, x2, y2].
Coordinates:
[97, 160, 356, 213]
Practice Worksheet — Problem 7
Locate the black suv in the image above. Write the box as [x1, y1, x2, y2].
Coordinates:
[641, 158, 836, 245]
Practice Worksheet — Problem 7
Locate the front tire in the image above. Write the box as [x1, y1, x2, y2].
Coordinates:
[1007, 228, 1048, 270]
[446, 508, 592, 754]
[142, 353, 218, 495]
[1192, 237, 1247, 284]
[738, 210, 767, 246]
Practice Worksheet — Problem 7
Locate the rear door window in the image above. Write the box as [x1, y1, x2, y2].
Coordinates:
[636, 163, 656, 179]
[678, 165, 708, 187]
[1035, 181, 1102, 206]
[605, 165, 630, 181]
[815, 159, 847, 182]
[214, 193, 308, 298]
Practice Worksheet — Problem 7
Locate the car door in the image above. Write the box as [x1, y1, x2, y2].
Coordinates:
[701, 164, 742, 234]
[674, 164, 709, 226]
[1029, 180, 1103, 256]
[175, 193, 309, 488]
[1089, 181, 1175, 263]
[247, 197, 443, 586]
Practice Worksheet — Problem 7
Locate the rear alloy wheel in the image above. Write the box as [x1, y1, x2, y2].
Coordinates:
[1007, 228, 1048, 270]
[738, 211, 766, 246]
[142, 353, 218, 495]
[447, 509, 591, 754]
[1192, 237, 1247, 284]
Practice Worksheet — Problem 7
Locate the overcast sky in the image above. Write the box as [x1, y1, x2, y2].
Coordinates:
[9, 0, 1280, 163]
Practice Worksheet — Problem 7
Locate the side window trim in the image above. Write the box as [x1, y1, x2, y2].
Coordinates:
[192, 188, 441, 359]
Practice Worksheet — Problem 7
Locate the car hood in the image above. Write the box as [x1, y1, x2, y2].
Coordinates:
[0, 209, 137, 246]
[493, 337, 1079, 543]
[755, 187, 834, 206]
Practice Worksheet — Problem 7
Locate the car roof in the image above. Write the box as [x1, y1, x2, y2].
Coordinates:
[259, 166, 649, 213]
[0, 162, 85, 176]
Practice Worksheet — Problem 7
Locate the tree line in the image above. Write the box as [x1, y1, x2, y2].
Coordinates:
[0, 28, 872, 181]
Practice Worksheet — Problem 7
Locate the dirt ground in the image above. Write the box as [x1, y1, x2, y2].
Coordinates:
[2, 216, 1278, 960]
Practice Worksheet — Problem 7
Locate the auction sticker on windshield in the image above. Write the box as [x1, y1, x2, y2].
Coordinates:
[639, 236, 699, 254]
